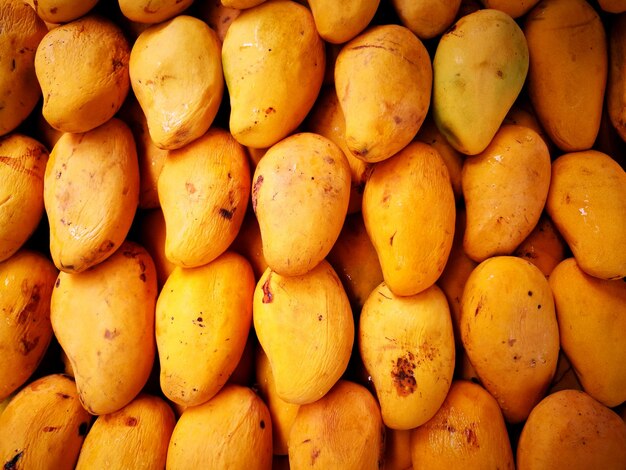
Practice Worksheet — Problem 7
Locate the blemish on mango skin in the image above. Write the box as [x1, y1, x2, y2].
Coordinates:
[251, 175, 264, 212]
[391, 351, 417, 396]
[262, 273, 273, 304]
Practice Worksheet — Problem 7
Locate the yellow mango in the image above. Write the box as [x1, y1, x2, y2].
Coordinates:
[335, 24, 432, 163]
[130, 15, 222, 150]
[327, 213, 383, 310]
[359, 282, 455, 430]
[119, 0, 193, 23]
[410, 380, 514, 469]
[0, 250, 57, 400]
[44, 118, 139, 273]
[51, 242, 157, 415]
[156, 252, 254, 407]
[288, 380, 384, 470]
[230, 212, 268, 281]
[391, 0, 461, 39]
[308, 0, 379, 44]
[517, 390, 626, 469]
[433, 9, 529, 155]
[167, 385, 272, 469]
[524, 0, 607, 151]
[546, 150, 626, 280]
[76, 394, 174, 470]
[479, 0, 539, 18]
[461, 256, 559, 423]
[136, 209, 175, 288]
[158, 128, 250, 268]
[0, 1, 47, 136]
[251, 132, 350, 276]
[34, 0, 99, 23]
[306, 86, 372, 214]
[197, 0, 241, 42]
[462, 125, 551, 262]
[222, 0, 325, 148]
[362, 141, 455, 296]
[608, 13, 626, 142]
[549, 258, 626, 407]
[0, 134, 48, 262]
[0, 374, 91, 470]
[255, 346, 300, 455]
[503, 104, 551, 148]
[35, 15, 130, 133]
[513, 215, 566, 277]
[253, 261, 354, 404]
[118, 96, 168, 209]
[383, 428, 412, 470]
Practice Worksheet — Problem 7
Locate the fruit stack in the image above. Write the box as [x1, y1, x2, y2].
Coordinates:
[0, 0, 625, 468]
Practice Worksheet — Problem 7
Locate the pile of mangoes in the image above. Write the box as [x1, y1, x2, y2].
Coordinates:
[0, 0, 625, 468]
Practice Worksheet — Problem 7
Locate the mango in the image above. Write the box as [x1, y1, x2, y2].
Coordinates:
[461, 256, 559, 423]
[0, 250, 57, 400]
[35, 15, 130, 133]
[288, 380, 384, 470]
[359, 282, 455, 430]
[130, 15, 223, 150]
[546, 150, 626, 280]
[0, 374, 91, 470]
[222, 0, 267, 8]
[119, 0, 193, 23]
[44, 118, 139, 273]
[608, 13, 626, 142]
[549, 258, 626, 407]
[433, 9, 529, 155]
[308, 0, 379, 44]
[222, 0, 325, 148]
[158, 128, 250, 268]
[391, 0, 461, 39]
[479, 0, 539, 18]
[0, 1, 47, 136]
[0, 134, 48, 262]
[51, 242, 157, 415]
[517, 390, 626, 469]
[335, 24, 432, 163]
[156, 251, 254, 407]
[196, 0, 241, 42]
[524, 0, 607, 151]
[362, 141, 455, 296]
[166, 385, 272, 470]
[599, 0, 626, 13]
[251, 132, 350, 276]
[34, 0, 99, 23]
[253, 261, 354, 404]
[514, 215, 567, 277]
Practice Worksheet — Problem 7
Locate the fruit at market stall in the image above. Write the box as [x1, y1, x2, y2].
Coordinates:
[35, 15, 130, 133]
[0, 0, 47, 136]
[44, 118, 139, 273]
[50, 242, 157, 415]
[0, 374, 91, 470]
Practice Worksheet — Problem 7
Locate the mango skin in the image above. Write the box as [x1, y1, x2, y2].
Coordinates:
[34, 0, 99, 23]
[167, 385, 272, 470]
[308, 0, 380, 44]
[335, 24, 432, 163]
[513, 215, 567, 277]
[362, 141, 455, 296]
[0, 134, 48, 262]
[119, 0, 193, 23]
[222, 0, 325, 148]
[546, 150, 626, 280]
[44, 118, 139, 273]
[0, 250, 57, 400]
[51, 242, 157, 415]
[76, 394, 175, 470]
[0, 374, 91, 470]
[549, 258, 626, 407]
[517, 390, 626, 470]
[359, 283, 455, 430]
[288, 380, 384, 470]
[524, 0, 607, 152]
[253, 261, 354, 405]
[156, 252, 254, 407]
[391, 0, 461, 39]
[479, 0, 539, 18]
[410, 380, 514, 470]
[433, 9, 529, 155]
[608, 13, 626, 142]
[461, 256, 559, 423]
[0, 1, 47, 136]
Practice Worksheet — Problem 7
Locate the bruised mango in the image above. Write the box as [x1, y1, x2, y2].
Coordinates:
[308, 0, 379, 44]
[156, 252, 254, 407]
[335, 24, 432, 163]
[0, 374, 91, 470]
[362, 141, 455, 296]
[359, 283, 455, 430]
[0, 250, 57, 400]
[253, 261, 354, 404]
[44, 118, 139, 273]
[51, 242, 157, 415]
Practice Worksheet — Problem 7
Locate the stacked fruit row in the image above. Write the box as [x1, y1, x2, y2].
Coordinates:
[0, 0, 625, 468]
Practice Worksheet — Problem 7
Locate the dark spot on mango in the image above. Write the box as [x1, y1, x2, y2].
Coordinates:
[57, 392, 70, 399]
[125, 417, 138, 427]
[496, 69, 503, 78]
[99, 240, 115, 253]
[311, 448, 320, 465]
[318, 315, 323, 321]
[19, 336, 39, 355]
[55, 278, 60, 288]
[537, 304, 542, 309]
[10, 59, 15, 71]
[474, 299, 483, 317]
[50, 6, 57, 13]
[389, 231, 396, 246]
[464, 427, 479, 448]
[265, 107, 275, 115]
[43, 426, 58, 432]
[528, 290, 533, 296]
[391, 352, 417, 396]
[104, 329, 120, 340]
[78, 422, 89, 436]
[393, 115, 402, 124]
[219, 208, 234, 220]
[262, 274, 273, 304]
[260, 420, 265, 429]
[4, 451, 23, 470]
[251, 175, 264, 212]
[186, 182, 196, 194]
[139, 273, 146, 282]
